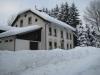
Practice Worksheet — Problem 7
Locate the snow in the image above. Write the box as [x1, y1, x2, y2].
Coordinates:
[0, 47, 100, 75]
[17, 9, 75, 31]
[0, 25, 42, 38]
[0, 25, 17, 31]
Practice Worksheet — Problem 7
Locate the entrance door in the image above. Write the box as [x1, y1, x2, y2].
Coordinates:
[30, 42, 38, 50]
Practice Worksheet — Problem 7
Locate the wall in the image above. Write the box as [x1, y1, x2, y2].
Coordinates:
[12, 11, 74, 50]
[0, 37, 15, 51]
[46, 23, 74, 50]
[15, 39, 30, 50]
[13, 11, 47, 50]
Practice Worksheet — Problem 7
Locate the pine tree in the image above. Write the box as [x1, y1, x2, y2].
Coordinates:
[69, 3, 80, 28]
[77, 25, 90, 46]
[63, 2, 69, 24]
[58, 3, 65, 21]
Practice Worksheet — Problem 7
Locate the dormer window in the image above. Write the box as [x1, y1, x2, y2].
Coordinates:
[20, 20, 23, 27]
[28, 17, 32, 24]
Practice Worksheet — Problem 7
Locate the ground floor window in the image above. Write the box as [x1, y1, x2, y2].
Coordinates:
[54, 42, 57, 48]
[49, 41, 52, 49]
[61, 40, 64, 49]
[30, 42, 38, 50]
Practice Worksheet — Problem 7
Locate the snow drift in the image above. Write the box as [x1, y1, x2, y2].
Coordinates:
[0, 47, 100, 75]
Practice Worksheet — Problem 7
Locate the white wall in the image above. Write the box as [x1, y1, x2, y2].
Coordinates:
[13, 11, 74, 50]
[46, 23, 74, 50]
[15, 39, 30, 50]
[0, 37, 15, 51]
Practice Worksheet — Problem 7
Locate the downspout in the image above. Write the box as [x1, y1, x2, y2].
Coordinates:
[45, 22, 48, 50]
[14, 36, 16, 51]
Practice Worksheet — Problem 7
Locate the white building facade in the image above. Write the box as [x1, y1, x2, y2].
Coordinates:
[0, 9, 75, 51]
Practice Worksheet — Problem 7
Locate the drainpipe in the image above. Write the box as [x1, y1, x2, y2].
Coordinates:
[45, 22, 48, 50]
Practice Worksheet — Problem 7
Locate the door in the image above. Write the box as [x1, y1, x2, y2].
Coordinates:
[30, 42, 38, 50]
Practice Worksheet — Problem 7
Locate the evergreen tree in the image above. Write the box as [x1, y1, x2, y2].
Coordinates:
[58, 3, 65, 21]
[69, 3, 80, 28]
[77, 25, 90, 46]
[77, 24, 98, 47]
[63, 2, 70, 24]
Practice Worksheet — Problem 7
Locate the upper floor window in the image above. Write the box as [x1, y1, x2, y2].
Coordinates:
[49, 41, 52, 49]
[54, 29, 57, 37]
[49, 27, 52, 36]
[20, 20, 23, 27]
[66, 32, 68, 39]
[35, 18, 38, 22]
[70, 34, 72, 40]
[61, 31, 63, 38]
[28, 17, 32, 24]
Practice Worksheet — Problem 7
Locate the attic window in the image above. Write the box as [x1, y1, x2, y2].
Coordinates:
[28, 17, 32, 24]
[20, 20, 23, 27]
[35, 18, 38, 22]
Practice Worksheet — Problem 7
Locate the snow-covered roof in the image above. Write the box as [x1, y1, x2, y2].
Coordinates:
[0, 25, 17, 31]
[12, 9, 75, 31]
[0, 25, 42, 38]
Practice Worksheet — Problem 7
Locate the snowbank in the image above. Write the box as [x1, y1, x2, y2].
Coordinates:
[0, 47, 100, 75]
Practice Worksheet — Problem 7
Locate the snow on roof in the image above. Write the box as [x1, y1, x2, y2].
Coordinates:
[0, 25, 42, 38]
[0, 25, 17, 31]
[14, 9, 75, 31]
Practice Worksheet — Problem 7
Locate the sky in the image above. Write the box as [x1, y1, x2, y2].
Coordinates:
[0, 0, 93, 25]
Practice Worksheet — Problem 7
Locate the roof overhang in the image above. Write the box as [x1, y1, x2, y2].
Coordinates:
[0, 25, 42, 38]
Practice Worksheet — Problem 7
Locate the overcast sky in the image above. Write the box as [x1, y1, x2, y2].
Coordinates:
[0, 0, 92, 25]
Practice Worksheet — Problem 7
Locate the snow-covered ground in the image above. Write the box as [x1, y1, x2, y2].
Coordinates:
[0, 47, 100, 75]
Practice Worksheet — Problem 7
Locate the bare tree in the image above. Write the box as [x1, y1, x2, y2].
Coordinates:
[8, 15, 16, 26]
[84, 0, 100, 31]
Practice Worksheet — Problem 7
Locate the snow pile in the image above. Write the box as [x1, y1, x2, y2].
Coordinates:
[0, 47, 100, 75]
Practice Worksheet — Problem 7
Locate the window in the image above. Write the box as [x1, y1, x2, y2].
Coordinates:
[67, 44, 69, 49]
[28, 17, 32, 24]
[15, 25, 18, 27]
[5, 40, 8, 42]
[35, 18, 38, 22]
[0, 41, 2, 43]
[20, 20, 23, 27]
[49, 27, 52, 36]
[54, 42, 57, 48]
[9, 39, 13, 42]
[70, 33, 72, 40]
[61, 40, 64, 49]
[70, 44, 72, 49]
[61, 31, 63, 38]
[54, 29, 57, 37]
[49, 41, 52, 49]
[66, 32, 68, 39]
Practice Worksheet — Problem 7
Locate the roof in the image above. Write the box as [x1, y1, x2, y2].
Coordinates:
[0, 25, 42, 38]
[0, 25, 17, 31]
[12, 9, 75, 31]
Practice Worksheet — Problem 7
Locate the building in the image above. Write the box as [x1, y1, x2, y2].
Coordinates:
[0, 9, 75, 51]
